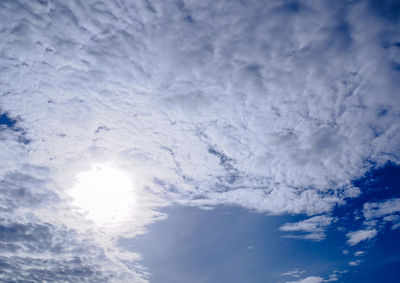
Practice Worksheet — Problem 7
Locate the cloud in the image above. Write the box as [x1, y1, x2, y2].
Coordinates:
[349, 260, 361, 266]
[346, 229, 378, 246]
[286, 276, 324, 283]
[392, 222, 400, 230]
[0, 166, 156, 282]
[0, 222, 111, 282]
[0, 0, 399, 280]
[279, 215, 334, 241]
[325, 272, 340, 282]
[1, 0, 399, 216]
[361, 198, 400, 231]
[286, 270, 345, 283]
[363, 198, 400, 220]
[354, 251, 364, 257]
[282, 269, 306, 278]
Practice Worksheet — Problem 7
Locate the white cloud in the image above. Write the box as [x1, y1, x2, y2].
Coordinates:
[287, 276, 324, 283]
[362, 198, 400, 231]
[363, 198, 400, 220]
[349, 260, 361, 266]
[1, 0, 398, 217]
[282, 269, 306, 278]
[354, 251, 364, 257]
[280, 215, 334, 241]
[325, 273, 339, 282]
[346, 229, 378, 246]
[286, 270, 345, 283]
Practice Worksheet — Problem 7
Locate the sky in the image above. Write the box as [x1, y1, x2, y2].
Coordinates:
[0, 0, 399, 282]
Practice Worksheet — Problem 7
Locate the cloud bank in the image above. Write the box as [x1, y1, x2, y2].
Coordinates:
[1, 0, 399, 214]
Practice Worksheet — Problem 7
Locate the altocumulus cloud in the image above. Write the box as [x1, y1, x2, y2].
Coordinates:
[0, 0, 400, 281]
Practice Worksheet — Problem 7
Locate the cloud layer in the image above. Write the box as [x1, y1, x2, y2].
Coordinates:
[1, 0, 399, 213]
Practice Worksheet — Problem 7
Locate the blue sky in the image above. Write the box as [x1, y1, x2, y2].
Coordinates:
[122, 163, 400, 283]
[0, 0, 399, 282]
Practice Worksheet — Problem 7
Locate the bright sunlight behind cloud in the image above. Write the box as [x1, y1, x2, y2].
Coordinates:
[69, 164, 136, 225]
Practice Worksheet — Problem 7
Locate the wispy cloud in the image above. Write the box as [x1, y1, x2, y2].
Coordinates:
[349, 260, 361, 266]
[363, 198, 400, 231]
[282, 269, 306, 278]
[286, 276, 324, 283]
[354, 251, 365, 257]
[363, 198, 400, 219]
[285, 270, 345, 283]
[346, 229, 378, 246]
[280, 215, 334, 241]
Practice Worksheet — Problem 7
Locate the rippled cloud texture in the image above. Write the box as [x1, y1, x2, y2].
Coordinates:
[0, 0, 399, 281]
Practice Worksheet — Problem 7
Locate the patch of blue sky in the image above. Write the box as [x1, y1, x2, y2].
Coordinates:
[120, 163, 400, 283]
[0, 112, 17, 128]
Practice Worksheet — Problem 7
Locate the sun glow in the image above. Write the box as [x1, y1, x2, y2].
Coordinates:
[69, 164, 136, 225]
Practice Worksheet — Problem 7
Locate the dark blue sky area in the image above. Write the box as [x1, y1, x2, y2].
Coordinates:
[0, 112, 16, 128]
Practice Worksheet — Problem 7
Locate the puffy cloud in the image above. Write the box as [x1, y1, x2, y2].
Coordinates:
[279, 215, 334, 241]
[346, 229, 378, 246]
[1, 0, 399, 216]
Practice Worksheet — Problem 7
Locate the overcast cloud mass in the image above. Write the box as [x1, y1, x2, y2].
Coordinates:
[0, 0, 399, 282]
